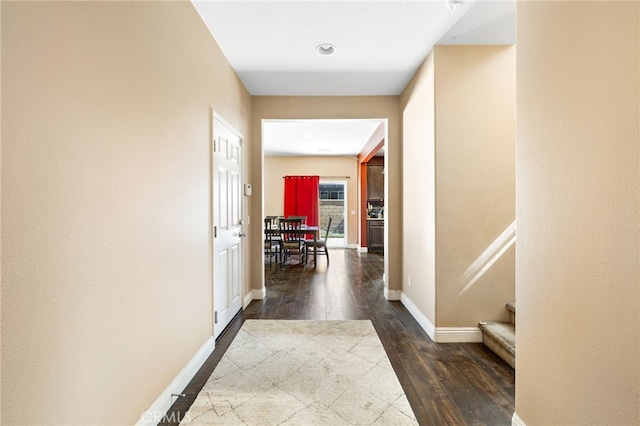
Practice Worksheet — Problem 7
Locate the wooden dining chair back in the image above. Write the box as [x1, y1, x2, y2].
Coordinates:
[265, 215, 281, 228]
[279, 218, 305, 265]
[287, 215, 307, 225]
[264, 218, 280, 267]
[306, 217, 332, 264]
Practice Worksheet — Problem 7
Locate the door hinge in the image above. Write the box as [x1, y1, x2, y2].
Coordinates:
[213, 139, 217, 152]
[214, 311, 218, 324]
[214, 226, 217, 238]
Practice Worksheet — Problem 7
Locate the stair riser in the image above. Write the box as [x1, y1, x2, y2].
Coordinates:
[482, 333, 515, 369]
[506, 301, 516, 325]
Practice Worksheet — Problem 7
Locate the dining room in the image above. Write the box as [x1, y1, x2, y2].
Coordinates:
[262, 119, 386, 272]
[262, 160, 356, 269]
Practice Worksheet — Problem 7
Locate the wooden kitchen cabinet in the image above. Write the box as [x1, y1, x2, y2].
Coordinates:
[367, 164, 384, 201]
[367, 220, 384, 252]
[366, 157, 384, 253]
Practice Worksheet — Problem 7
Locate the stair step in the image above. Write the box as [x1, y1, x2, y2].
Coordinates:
[506, 301, 516, 325]
[479, 321, 515, 369]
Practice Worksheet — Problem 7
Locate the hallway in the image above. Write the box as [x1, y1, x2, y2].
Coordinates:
[165, 250, 514, 425]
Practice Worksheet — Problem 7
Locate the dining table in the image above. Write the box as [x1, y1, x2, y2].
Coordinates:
[265, 223, 320, 268]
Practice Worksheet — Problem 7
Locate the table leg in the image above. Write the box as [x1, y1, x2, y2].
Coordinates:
[313, 230, 317, 268]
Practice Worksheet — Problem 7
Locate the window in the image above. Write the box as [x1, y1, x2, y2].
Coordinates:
[319, 184, 344, 200]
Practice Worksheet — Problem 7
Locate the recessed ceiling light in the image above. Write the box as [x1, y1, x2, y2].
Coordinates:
[318, 148, 333, 153]
[316, 44, 336, 56]
[446, 0, 463, 10]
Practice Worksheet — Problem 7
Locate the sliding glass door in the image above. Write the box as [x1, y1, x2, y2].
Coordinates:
[319, 180, 347, 248]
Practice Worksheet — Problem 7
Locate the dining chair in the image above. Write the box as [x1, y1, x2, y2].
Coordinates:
[279, 218, 305, 265]
[287, 215, 307, 225]
[265, 215, 281, 227]
[264, 218, 280, 267]
[305, 217, 332, 264]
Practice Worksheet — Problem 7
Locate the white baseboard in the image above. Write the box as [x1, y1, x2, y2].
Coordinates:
[512, 412, 526, 426]
[358, 246, 368, 253]
[384, 288, 401, 301]
[243, 292, 252, 309]
[434, 327, 483, 343]
[400, 292, 436, 340]
[137, 336, 215, 425]
[243, 287, 266, 308]
[252, 287, 266, 300]
[400, 293, 482, 343]
[347, 243, 358, 249]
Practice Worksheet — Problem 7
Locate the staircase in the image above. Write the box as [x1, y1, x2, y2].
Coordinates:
[479, 301, 515, 369]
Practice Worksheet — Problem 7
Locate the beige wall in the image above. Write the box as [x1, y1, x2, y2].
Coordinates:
[264, 156, 358, 245]
[400, 51, 437, 325]
[250, 97, 401, 294]
[1, 2, 251, 424]
[0, 2, 3, 418]
[516, 2, 639, 424]
[434, 45, 516, 326]
[400, 46, 515, 329]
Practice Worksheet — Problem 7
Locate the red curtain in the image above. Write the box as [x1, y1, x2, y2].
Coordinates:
[283, 176, 319, 228]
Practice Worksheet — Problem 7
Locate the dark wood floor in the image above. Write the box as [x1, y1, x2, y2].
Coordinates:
[163, 249, 515, 425]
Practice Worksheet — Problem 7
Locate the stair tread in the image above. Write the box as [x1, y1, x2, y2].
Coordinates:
[506, 301, 516, 313]
[479, 321, 515, 354]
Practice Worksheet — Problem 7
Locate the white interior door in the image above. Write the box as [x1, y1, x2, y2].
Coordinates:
[212, 115, 244, 340]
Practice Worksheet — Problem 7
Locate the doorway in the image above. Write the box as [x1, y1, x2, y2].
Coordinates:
[261, 118, 389, 290]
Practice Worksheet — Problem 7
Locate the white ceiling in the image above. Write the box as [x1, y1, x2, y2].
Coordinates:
[192, 0, 515, 155]
[263, 119, 384, 157]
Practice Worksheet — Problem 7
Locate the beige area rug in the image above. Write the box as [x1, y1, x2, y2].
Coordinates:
[181, 320, 417, 425]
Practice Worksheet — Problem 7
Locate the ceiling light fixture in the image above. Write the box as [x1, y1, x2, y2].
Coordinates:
[446, 0, 463, 10]
[316, 43, 336, 56]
